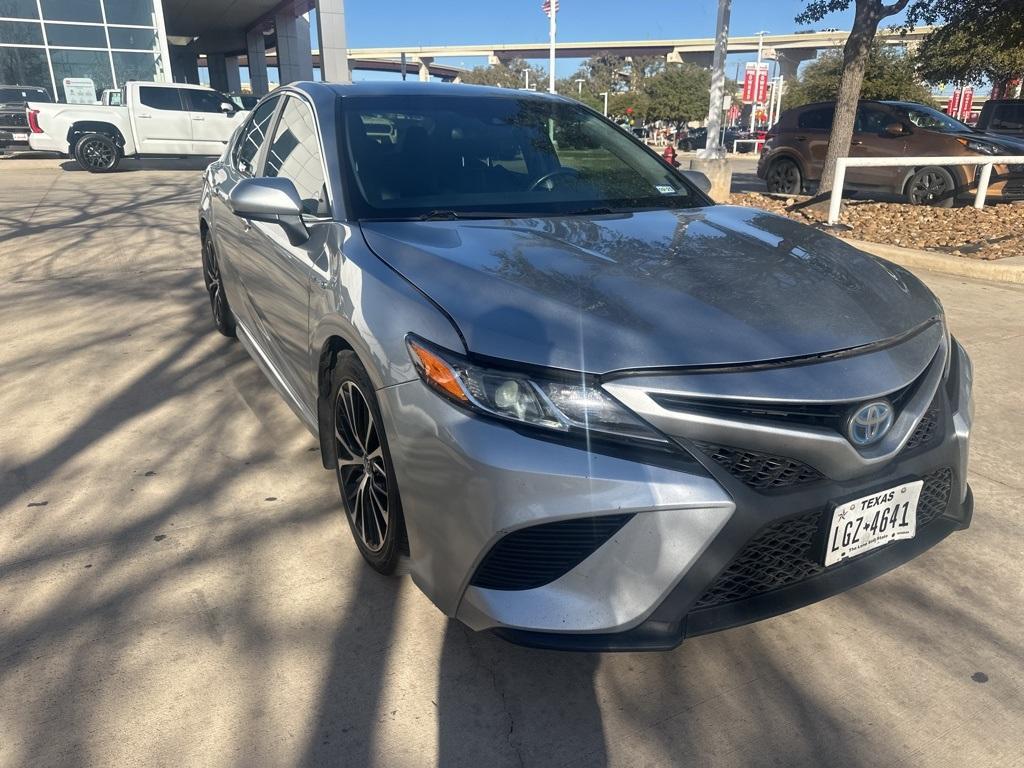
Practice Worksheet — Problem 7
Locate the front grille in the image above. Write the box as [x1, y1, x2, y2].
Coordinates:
[470, 513, 634, 591]
[904, 407, 941, 451]
[693, 441, 822, 491]
[692, 467, 953, 610]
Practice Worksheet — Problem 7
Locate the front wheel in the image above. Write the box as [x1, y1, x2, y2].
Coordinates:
[766, 158, 802, 194]
[74, 133, 120, 173]
[201, 232, 236, 338]
[906, 166, 956, 207]
[331, 351, 407, 574]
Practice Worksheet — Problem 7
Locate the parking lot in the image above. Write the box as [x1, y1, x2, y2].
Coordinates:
[1, 156, 1022, 768]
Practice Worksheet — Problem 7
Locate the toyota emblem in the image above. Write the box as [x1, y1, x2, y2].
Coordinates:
[847, 400, 895, 447]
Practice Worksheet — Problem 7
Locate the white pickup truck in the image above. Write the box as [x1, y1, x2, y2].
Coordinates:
[28, 82, 250, 172]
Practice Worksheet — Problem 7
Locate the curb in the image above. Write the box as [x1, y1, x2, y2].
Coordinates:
[848, 239, 1024, 285]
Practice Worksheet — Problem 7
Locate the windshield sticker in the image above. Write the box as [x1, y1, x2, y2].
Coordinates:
[655, 185, 676, 194]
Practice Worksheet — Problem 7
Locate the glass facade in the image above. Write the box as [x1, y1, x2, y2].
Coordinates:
[0, 0, 167, 101]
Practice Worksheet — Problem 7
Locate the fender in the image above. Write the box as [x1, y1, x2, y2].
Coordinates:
[67, 121, 131, 154]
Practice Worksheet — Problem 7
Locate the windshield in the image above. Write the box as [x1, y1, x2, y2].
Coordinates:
[893, 103, 971, 133]
[0, 87, 50, 104]
[339, 95, 701, 220]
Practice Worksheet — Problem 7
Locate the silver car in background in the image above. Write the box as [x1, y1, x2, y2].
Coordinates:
[198, 82, 973, 651]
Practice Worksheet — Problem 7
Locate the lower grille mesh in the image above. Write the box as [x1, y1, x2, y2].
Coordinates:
[470, 513, 634, 591]
[692, 468, 953, 610]
[904, 407, 941, 451]
[694, 442, 823, 491]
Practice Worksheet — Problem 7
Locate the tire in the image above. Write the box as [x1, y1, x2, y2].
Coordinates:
[766, 158, 802, 194]
[200, 231, 237, 338]
[905, 166, 956, 208]
[330, 351, 407, 574]
[74, 133, 120, 172]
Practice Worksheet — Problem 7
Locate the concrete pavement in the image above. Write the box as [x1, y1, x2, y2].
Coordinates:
[1, 157, 1022, 768]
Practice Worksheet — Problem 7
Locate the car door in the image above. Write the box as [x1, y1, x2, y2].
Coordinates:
[185, 87, 247, 155]
[240, 94, 332, 400]
[213, 94, 283, 331]
[794, 106, 834, 181]
[134, 85, 192, 154]
[847, 104, 910, 189]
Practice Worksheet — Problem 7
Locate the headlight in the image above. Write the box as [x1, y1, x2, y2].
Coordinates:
[406, 336, 666, 443]
[958, 137, 1000, 155]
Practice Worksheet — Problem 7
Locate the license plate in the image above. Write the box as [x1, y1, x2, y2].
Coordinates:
[824, 480, 923, 567]
[12, 133, 27, 141]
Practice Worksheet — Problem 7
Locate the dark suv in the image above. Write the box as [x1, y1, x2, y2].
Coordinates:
[758, 100, 1024, 205]
[0, 85, 50, 151]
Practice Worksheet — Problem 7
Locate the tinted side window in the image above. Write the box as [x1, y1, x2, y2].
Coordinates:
[138, 87, 183, 111]
[991, 104, 1024, 131]
[856, 106, 892, 133]
[797, 107, 834, 131]
[187, 88, 232, 114]
[263, 97, 329, 216]
[233, 96, 279, 175]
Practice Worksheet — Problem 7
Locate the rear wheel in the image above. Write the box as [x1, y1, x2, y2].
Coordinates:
[201, 232, 236, 338]
[74, 133, 120, 173]
[331, 351, 406, 574]
[766, 158, 802, 194]
[906, 166, 956, 207]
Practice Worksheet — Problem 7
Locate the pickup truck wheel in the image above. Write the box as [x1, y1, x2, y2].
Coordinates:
[74, 133, 120, 173]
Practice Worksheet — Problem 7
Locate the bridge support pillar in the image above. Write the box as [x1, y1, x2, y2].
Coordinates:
[315, 0, 351, 83]
[207, 53, 229, 91]
[246, 28, 269, 95]
[417, 57, 434, 82]
[170, 39, 200, 84]
[275, 9, 314, 84]
[777, 50, 816, 82]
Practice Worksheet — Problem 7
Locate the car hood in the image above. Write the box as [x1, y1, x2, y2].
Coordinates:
[360, 206, 942, 374]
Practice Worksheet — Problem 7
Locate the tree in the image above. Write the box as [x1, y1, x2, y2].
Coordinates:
[785, 44, 933, 108]
[644, 63, 712, 123]
[796, 0, 913, 194]
[460, 58, 546, 90]
[911, 0, 1024, 87]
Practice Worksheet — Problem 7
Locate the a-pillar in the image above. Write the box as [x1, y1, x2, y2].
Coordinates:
[207, 52, 229, 91]
[417, 57, 433, 82]
[315, 0, 350, 83]
[246, 28, 269, 95]
[275, 10, 314, 84]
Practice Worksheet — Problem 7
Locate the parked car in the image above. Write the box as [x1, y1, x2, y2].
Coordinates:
[27, 82, 249, 172]
[199, 82, 973, 651]
[975, 99, 1024, 140]
[678, 126, 750, 152]
[758, 100, 1024, 204]
[0, 85, 51, 151]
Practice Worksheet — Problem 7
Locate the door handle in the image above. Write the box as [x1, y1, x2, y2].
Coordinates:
[795, 135, 807, 141]
[851, 139, 864, 146]
[137, 113, 151, 119]
[192, 116, 205, 121]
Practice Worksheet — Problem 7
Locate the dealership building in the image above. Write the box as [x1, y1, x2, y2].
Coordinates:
[0, 0, 348, 101]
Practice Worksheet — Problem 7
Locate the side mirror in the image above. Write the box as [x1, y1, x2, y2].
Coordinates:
[228, 177, 309, 246]
[682, 170, 713, 194]
[220, 102, 235, 114]
[884, 123, 907, 137]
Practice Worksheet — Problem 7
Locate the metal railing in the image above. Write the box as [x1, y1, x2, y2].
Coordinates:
[732, 138, 765, 154]
[827, 155, 1024, 225]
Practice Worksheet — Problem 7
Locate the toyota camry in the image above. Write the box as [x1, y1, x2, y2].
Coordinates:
[198, 82, 973, 650]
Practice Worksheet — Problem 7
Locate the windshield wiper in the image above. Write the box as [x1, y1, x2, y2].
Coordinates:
[415, 210, 530, 221]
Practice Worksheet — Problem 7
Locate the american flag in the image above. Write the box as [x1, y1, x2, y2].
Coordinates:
[542, 0, 559, 17]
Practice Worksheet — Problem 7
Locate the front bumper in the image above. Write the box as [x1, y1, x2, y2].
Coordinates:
[377, 338, 973, 651]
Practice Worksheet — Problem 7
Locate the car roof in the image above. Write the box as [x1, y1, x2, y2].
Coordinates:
[290, 80, 570, 103]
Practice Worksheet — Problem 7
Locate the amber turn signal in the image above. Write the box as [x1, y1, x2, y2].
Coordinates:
[408, 340, 469, 402]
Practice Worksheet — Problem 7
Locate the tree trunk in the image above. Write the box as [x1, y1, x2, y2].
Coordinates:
[818, 0, 882, 193]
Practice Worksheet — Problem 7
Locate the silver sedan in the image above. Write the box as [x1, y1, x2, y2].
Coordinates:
[198, 81, 973, 651]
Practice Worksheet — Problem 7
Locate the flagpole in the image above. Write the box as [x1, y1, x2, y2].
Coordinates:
[548, 2, 556, 93]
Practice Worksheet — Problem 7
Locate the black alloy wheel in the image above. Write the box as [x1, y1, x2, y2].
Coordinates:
[766, 158, 802, 194]
[75, 134, 120, 172]
[906, 167, 956, 208]
[332, 352, 405, 574]
[201, 234, 237, 338]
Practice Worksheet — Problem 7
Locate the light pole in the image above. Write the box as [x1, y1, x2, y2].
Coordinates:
[575, 78, 585, 95]
[698, 0, 731, 159]
[599, 91, 609, 117]
[523, 68, 530, 91]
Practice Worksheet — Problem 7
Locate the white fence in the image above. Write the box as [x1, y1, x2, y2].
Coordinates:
[732, 138, 765, 154]
[827, 155, 1024, 225]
